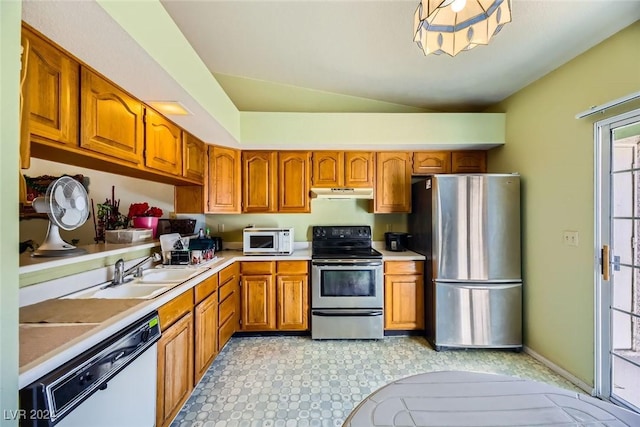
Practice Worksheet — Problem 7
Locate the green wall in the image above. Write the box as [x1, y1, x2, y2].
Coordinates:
[487, 21, 640, 387]
[1, 1, 21, 424]
[206, 199, 407, 243]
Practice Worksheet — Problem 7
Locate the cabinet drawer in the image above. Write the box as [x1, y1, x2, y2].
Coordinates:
[277, 261, 308, 275]
[194, 273, 218, 305]
[384, 261, 424, 275]
[219, 290, 237, 327]
[218, 313, 236, 352]
[219, 277, 237, 302]
[159, 289, 193, 329]
[219, 263, 238, 286]
[241, 261, 275, 275]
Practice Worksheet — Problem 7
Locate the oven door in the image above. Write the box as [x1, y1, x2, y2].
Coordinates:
[243, 231, 278, 254]
[311, 260, 383, 309]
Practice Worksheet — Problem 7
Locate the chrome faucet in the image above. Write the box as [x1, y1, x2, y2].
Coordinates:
[111, 258, 131, 286]
[109, 253, 162, 287]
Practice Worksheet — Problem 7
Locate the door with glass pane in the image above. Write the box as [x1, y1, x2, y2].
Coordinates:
[597, 109, 640, 412]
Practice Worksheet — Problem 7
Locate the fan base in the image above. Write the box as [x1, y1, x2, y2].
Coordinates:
[32, 247, 87, 258]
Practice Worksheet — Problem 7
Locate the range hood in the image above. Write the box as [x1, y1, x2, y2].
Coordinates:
[310, 187, 374, 200]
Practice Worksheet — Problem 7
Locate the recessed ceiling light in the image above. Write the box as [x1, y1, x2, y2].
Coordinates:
[146, 101, 192, 116]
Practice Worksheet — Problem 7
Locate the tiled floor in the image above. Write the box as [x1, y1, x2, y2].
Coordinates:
[171, 336, 581, 427]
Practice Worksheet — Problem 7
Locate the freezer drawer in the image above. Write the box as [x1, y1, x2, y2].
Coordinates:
[434, 281, 522, 349]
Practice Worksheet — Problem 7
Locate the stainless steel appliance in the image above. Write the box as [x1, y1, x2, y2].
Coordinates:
[243, 227, 294, 255]
[311, 225, 384, 339]
[408, 174, 522, 351]
[19, 312, 161, 427]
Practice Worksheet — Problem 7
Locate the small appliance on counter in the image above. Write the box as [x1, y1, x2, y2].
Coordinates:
[243, 227, 294, 255]
[384, 232, 411, 252]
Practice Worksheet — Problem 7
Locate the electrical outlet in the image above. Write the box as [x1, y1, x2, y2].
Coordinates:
[386, 224, 392, 232]
[563, 231, 579, 246]
[218, 224, 225, 233]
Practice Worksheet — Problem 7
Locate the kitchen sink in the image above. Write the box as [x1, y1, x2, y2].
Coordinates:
[65, 284, 172, 299]
[138, 268, 206, 283]
[62, 267, 209, 300]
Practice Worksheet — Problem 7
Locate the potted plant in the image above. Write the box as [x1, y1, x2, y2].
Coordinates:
[128, 202, 163, 238]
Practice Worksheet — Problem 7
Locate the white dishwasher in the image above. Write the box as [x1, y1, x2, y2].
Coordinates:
[20, 311, 161, 427]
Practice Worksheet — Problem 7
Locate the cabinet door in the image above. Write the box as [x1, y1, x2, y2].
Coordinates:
[207, 145, 241, 213]
[22, 27, 79, 149]
[156, 312, 194, 427]
[183, 132, 206, 183]
[243, 151, 277, 213]
[276, 274, 308, 331]
[344, 152, 374, 188]
[80, 67, 144, 165]
[451, 151, 487, 173]
[241, 275, 276, 330]
[374, 152, 412, 213]
[412, 151, 451, 175]
[312, 151, 343, 187]
[278, 151, 311, 213]
[144, 109, 183, 176]
[194, 291, 218, 384]
[384, 274, 424, 330]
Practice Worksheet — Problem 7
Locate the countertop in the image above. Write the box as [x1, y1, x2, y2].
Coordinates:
[18, 247, 424, 388]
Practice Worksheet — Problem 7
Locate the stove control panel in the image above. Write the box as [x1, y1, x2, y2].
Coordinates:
[312, 226, 372, 240]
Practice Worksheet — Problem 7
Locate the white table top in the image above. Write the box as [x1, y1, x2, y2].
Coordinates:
[344, 371, 640, 426]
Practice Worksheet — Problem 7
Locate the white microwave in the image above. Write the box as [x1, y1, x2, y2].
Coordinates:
[243, 227, 294, 255]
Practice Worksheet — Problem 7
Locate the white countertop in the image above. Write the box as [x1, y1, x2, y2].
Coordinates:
[18, 245, 423, 388]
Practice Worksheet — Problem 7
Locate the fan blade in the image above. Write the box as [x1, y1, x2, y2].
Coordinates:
[61, 209, 81, 227]
[54, 185, 71, 209]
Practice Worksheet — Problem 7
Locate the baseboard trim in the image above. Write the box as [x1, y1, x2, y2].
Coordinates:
[523, 346, 595, 395]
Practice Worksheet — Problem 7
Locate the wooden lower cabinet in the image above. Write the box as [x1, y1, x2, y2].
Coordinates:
[276, 274, 308, 330]
[156, 311, 194, 427]
[384, 261, 425, 330]
[194, 286, 218, 384]
[240, 261, 309, 331]
[218, 263, 240, 351]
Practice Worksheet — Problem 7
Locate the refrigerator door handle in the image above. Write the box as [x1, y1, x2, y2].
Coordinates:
[435, 281, 522, 291]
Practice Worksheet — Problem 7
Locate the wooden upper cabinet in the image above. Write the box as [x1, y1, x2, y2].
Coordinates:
[344, 152, 375, 187]
[80, 67, 144, 165]
[182, 133, 206, 183]
[207, 145, 241, 213]
[278, 151, 311, 213]
[243, 151, 278, 213]
[144, 109, 183, 176]
[412, 151, 451, 175]
[451, 151, 487, 173]
[21, 27, 79, 150]
[312, 151, 343, 187]
[374, 152, 412, 213]
[311, 151, 374, 188]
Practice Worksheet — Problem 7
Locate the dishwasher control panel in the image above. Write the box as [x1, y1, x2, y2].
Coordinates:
[19, 311, 161, 427]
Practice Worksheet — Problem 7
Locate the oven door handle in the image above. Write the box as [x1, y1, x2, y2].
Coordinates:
[312, 310, 383, 317]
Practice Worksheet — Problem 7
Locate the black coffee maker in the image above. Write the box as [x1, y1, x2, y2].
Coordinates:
[384, 232, 411, 252]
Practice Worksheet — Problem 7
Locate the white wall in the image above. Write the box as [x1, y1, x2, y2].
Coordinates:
[20, 159, 176, 247]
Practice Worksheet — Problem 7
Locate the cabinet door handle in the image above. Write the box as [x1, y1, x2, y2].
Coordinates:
[602, 245, 610, 281]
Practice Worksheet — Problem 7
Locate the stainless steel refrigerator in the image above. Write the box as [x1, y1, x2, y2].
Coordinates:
[408, 174, 522, 351]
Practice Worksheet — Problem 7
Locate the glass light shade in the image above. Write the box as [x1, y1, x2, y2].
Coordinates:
[414, 0, 512, 57]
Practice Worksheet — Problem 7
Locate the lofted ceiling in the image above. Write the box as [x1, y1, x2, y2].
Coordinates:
[161, 0, 640, 113]
[21, 1, 640, 146]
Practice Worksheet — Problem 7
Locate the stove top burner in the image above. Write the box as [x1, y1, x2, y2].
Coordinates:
[312, 247, 383, 260]
[311, 225, 381, 260]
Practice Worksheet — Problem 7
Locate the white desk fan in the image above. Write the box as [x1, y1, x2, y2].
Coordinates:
[32, 176, 90, 257]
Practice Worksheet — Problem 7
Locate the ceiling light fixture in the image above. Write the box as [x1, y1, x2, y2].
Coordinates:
[413, 0, 512, 57]
[146, 101, 192, 116]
